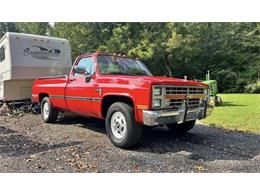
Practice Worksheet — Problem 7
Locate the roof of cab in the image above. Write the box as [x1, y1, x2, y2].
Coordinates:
[79, 52, 138, 60]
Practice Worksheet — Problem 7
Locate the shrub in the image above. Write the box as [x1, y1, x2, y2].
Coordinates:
[215, 70, 237, 93]
[244, 81, 260, 94]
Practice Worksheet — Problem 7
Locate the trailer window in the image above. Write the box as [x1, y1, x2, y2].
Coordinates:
[0, 46, 5, 63]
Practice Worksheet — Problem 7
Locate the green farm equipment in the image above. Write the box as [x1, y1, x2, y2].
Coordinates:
[202, 71, 222, 106]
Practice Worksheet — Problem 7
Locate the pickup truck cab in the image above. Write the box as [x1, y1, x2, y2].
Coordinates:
[32, 52, 213, 148]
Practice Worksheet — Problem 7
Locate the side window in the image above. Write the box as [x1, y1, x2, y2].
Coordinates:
[74, 57, 94, 76]
[0, 45, 5, 63]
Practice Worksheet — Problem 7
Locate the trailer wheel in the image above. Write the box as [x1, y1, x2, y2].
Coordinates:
[41, 97, 58, 123]
[105, 102, 142, 148]
[167, 120, 196, 134]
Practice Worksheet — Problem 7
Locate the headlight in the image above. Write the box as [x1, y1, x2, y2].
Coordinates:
[152, 86, 164, 108]
[153, 99, 161, 108]
[153, 87, 162, 96]
[203, 88, 208, 94]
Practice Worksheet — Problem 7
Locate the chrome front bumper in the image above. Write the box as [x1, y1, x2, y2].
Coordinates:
[143, 101, 214, 126]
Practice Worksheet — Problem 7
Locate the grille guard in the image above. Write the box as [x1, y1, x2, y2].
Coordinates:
[143, 100, 213, 126]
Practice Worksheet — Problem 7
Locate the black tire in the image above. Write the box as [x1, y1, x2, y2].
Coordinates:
[105, 102, 142, 148]
[215, 96, 222, 106]
[41, 97, 58, 123]
[166, 120, 196, 134]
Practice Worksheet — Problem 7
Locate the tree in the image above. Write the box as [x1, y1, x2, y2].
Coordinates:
[49, 22, 260, 93]
[16, 22, 50, 36]
[0, 22, 18, 37]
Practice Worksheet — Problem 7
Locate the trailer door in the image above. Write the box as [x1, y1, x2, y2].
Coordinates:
[0, 37, 9, 100]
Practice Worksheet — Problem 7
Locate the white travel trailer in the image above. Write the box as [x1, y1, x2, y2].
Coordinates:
[0, 32, 72, 101]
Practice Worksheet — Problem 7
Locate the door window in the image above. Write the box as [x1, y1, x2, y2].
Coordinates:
[74, 57, 94, 76]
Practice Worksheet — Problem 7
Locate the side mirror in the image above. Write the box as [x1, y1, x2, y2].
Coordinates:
[73, 66, 87, 75]
[73, 66, 93, 82]
[85, 73, 93, 83]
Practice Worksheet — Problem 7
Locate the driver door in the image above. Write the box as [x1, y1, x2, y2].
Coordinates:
[65, 56, 95, 115]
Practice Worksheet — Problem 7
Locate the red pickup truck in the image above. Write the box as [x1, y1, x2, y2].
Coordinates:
[32, 52, 213, 148]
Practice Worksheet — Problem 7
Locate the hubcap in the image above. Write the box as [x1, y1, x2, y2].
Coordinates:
[43, 102, 49, 120]
[110, 111, 127, 139]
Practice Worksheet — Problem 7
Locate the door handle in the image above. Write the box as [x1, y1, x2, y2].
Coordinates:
[69, 78, 76, 82]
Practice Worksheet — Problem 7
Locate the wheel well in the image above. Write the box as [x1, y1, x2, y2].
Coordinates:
[39, 93, 49, 103]
[101, 95, 134, 117]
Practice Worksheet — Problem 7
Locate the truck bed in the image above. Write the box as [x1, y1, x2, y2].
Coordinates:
[32, 75, 69, 110]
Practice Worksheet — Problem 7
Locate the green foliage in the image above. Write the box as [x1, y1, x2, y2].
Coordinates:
[0, 22, 18, 37]
[16, 22, 50, 35]
[215, 70, 238, 93]
[51, 23, 92, 60]
[0, 22, 259, 93]
[244, 81, 260, 94]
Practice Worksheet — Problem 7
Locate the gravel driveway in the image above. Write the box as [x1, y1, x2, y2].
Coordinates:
[0, 114, 259, 172]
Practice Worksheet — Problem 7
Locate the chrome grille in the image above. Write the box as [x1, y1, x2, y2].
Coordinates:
[169, 98, 201, 108]
[152, 85, 207, 109]
[169, 99, 183, 107]
[188, 98, 201, 107]
[165, 87, 204, 95]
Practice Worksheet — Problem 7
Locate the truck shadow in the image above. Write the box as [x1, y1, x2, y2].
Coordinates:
[56, 115, 106, 134]
[137, 124, 260, 161]
[0, 126, 82, 157]
[51, 116, 260, 162]
[220, 101, 247, 107]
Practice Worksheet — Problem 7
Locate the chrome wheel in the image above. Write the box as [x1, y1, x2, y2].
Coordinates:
[43, 102, 49, 120]
[110, 111, 127, 139]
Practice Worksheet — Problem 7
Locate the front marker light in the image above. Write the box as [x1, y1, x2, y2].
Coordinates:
[153, 99, 161, 108]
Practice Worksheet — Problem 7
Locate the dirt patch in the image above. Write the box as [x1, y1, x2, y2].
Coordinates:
[0, 114, 259, 172]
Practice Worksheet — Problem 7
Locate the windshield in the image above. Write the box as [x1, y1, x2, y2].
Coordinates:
[97, 55, 153, 76]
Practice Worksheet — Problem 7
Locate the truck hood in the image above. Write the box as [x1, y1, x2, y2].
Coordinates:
[98, 75, 208, 88]
[138, 76, 208, 87]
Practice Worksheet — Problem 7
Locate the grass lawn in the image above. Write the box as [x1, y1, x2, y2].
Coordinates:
[202, 94, 260, 133]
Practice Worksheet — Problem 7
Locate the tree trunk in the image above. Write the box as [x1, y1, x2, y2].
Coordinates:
[163, 54, 172, 77]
